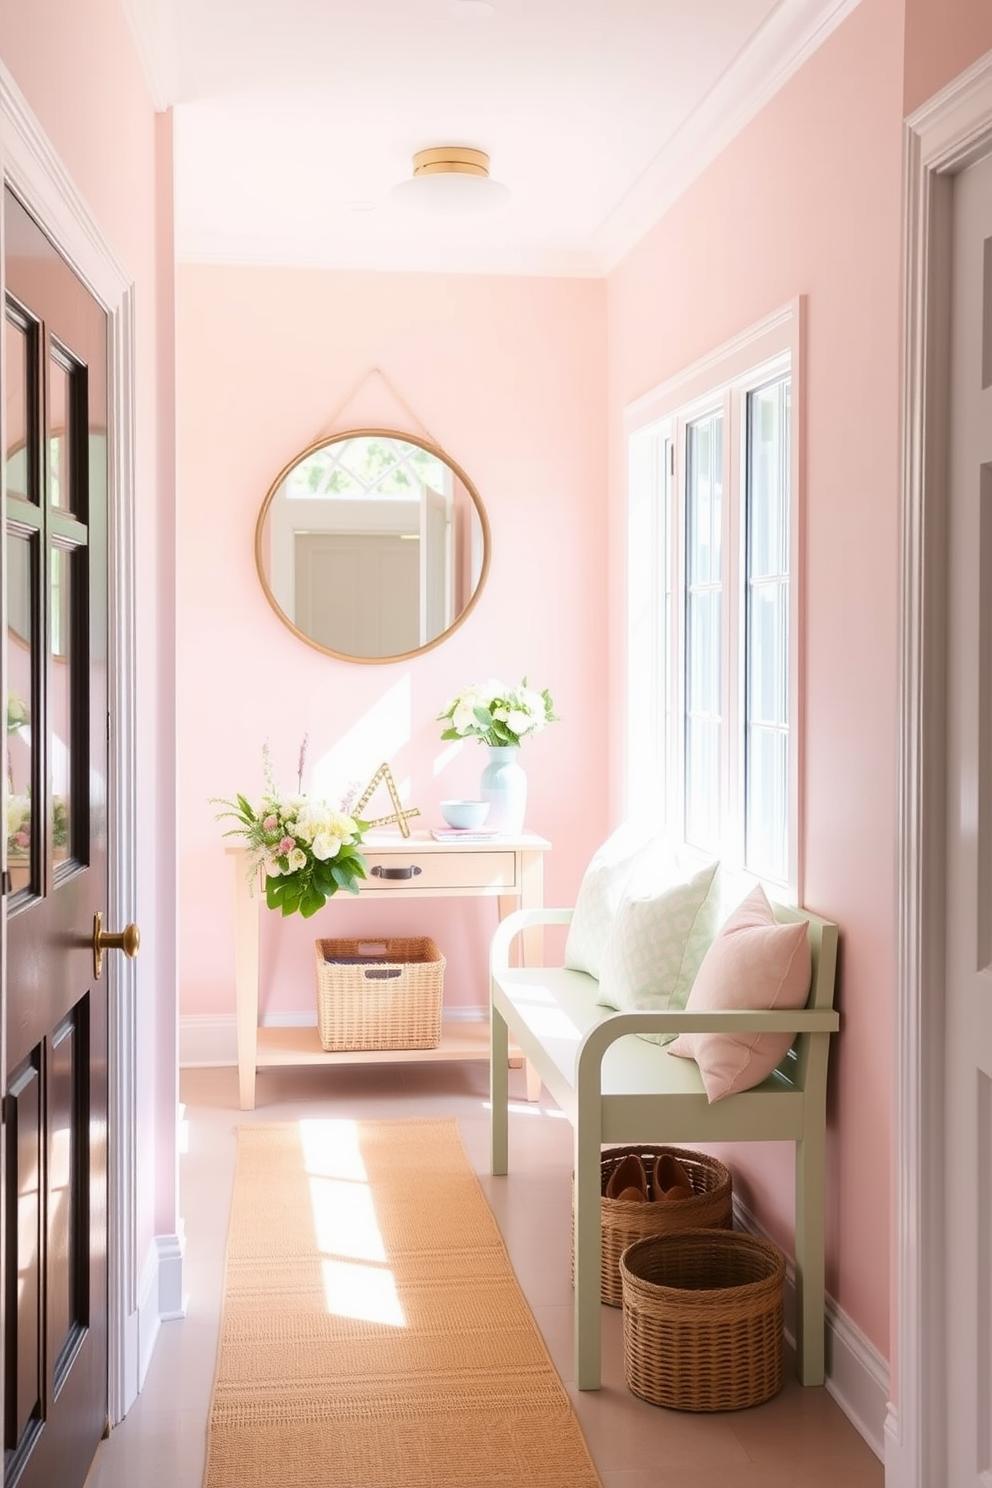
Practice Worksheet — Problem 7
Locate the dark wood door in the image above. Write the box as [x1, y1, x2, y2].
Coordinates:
[3, 186, 109, 1488]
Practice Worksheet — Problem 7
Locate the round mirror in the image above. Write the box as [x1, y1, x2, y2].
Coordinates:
[255, 428, 491, 663]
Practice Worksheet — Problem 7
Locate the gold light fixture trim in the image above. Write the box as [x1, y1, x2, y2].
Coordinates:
[411, 146, 491, 179]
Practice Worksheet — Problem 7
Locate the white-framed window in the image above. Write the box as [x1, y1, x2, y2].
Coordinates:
[625, 300, 803, 897]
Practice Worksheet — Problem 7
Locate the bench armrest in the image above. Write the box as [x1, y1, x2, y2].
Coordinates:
[576, 1006, 839, 1085]
[490, 907, 574, 974]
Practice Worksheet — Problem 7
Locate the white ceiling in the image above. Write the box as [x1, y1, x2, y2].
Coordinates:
[122, 0, 860, 277]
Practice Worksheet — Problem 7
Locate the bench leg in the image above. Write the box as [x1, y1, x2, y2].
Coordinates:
[490, 999, 509, 1176]
[795, 1128, 827, 1385]
[524, 1060, 542, 1102]
[573, 1121, 603, 1389]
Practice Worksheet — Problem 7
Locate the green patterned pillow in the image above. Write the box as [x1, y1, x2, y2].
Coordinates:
[564, 825, 675, 980]
[596, 861, 722, 1040]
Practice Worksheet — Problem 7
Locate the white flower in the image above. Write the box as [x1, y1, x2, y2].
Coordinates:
[452, 697, 483, 734]
[518, 686, 548, 722]
[503, 708, 536, 736]
[287, 847, 307, 872]
[264, 855, 284, 878]
[311, 829, 342, 861]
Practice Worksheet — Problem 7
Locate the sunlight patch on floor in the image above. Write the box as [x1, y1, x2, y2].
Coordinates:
[482, 1100, 567, 1118]
[299, 1118, 406, 1327]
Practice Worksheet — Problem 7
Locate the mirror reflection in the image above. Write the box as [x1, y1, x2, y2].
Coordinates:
[255, 429, 490, 663]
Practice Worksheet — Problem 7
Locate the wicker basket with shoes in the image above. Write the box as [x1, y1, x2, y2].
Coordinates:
[572, 1144, 733, 1306]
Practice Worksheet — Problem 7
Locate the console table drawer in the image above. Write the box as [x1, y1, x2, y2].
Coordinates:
[360, 851, 517, 892]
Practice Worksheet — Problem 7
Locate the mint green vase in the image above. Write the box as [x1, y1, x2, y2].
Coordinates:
[479, 746, 527, 835]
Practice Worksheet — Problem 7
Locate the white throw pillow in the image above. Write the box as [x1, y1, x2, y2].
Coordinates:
[597, 861, 722, 1025]
[564, 824, 676, 980]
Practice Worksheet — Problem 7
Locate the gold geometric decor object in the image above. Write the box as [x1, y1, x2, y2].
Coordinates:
[354, 761, 420, 837]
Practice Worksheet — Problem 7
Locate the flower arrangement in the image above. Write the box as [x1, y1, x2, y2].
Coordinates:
[213, 740, 368, 918]
[5, 792, 68, 855]
[437, 677, 558, 748]
[6, 690, 29, 734]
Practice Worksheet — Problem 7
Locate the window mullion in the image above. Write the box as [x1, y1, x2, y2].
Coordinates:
[671, 420, 687, 835]
[725, 383, 745, 872]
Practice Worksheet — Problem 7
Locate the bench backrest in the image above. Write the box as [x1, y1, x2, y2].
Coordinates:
[770, 902, 839, 1092]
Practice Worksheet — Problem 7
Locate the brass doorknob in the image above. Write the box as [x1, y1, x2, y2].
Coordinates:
[93, 911, 141, 980]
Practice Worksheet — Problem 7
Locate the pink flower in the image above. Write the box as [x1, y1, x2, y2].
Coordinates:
[262, 815, 279, 832]
[278, 835, 296, 855]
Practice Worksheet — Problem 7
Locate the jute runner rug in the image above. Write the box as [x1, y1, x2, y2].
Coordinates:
[203, 1117, 602, 1488]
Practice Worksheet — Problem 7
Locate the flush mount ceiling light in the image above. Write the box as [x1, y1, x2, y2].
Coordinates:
[391, 146, 510, 215]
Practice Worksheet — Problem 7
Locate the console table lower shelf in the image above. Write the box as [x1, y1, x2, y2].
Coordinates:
[255, 1018, 507, 1068]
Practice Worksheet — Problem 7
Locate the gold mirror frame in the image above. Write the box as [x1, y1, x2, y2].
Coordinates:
[254, 427, 492, 664]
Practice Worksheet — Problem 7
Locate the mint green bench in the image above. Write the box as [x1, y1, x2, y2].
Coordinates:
[489, 902, 840, 1391]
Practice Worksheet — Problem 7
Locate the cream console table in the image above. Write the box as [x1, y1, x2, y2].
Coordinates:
[230, 830, 551, 1110]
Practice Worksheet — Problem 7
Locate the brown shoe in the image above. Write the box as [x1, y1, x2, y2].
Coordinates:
[605, 1152, 648, 1203]
[652, 1153, 694, 1201]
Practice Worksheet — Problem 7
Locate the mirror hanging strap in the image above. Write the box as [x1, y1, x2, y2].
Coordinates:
[313, 366, 440, 450]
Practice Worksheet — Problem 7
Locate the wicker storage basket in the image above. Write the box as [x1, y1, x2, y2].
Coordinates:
[314, 937, 445, 1052]
[619, 1228, 786, 1411]
[572, 1145, 733, 1306]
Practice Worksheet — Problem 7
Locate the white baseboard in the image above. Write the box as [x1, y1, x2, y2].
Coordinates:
[180, 1014, 237, 1067]
[116, 1299, 140, 1424]
[179, 1007, 489, 1068]
[157, 1226, 187, 1320]
[733, 1197, 887, 1461]
[135, 1229, 187, 1389]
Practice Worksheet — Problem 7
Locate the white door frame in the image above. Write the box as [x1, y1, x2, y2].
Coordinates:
[0, 62, 140, 1424]
[889, 46, 992, 1488]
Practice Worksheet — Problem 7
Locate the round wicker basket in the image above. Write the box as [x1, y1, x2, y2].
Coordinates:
[619, 1228, 786, 1411]
[572, 1144, 733, 1307]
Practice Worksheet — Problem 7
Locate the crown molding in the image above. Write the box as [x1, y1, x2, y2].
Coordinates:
[119, 0, 177, 113]
[592, 0, 865, 272]
[174, 231, 603, 280]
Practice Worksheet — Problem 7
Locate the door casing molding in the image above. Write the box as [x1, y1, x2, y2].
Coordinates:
[0, 58, 140, 1424]
[890, 45, 992, 1488]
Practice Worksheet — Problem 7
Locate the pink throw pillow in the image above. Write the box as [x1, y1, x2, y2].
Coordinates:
[667, 885, 812, 1102]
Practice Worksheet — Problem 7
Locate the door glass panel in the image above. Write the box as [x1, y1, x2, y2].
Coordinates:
[50, 546, 74, 867]
[5, 316, 30, 501]
[5, 1060, 43, 1452]
[49, 1007, 88, 1389]
[48, 352, 73, 514]
[7, 532, 36, 895]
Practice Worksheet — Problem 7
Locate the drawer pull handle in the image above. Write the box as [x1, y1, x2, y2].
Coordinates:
[369, 864, 423, 881]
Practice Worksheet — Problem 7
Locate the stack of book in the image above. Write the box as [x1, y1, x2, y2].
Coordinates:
[430, 826, 501, 842]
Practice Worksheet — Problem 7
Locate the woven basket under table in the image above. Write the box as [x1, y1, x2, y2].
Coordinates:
[314, 937, 445, 1052]
[619, 1228, 786, 1411]
[572, 1145, 733, 1307]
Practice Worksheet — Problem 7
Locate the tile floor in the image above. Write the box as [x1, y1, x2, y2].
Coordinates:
[85, 1059, 884, 1488]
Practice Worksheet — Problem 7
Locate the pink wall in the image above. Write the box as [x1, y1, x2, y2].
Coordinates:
[904, 0, 992, 113]
[176, 266, 608, 1023]
[607, 0, 904, 1358]
[1, 0, 179, 1260]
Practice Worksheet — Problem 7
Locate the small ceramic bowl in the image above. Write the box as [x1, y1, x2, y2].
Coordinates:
[440, 799, 491, 830]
